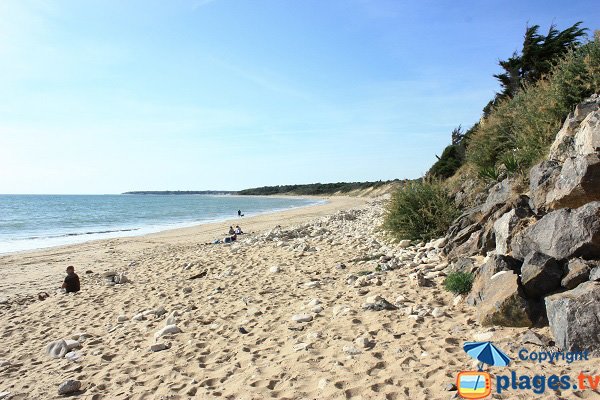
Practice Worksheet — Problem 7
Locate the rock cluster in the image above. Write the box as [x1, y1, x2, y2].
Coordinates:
[446, 95, 600, 355]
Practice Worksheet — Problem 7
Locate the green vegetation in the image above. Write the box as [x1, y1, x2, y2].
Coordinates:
[443, 272, 475, 295]
[383, 180, 460, 241]
[239, 180, 402, 196]
[468, 36, 600, 174]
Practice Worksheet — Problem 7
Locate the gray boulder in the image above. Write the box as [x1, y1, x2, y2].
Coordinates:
[548, 96, 600, 162]
[520, 251, 564, 298]
[478, 270, 534, 327]
[590, 266, 600, 281]
[467, 255, 521, 306]
[511, 202, 600, 261]
[529, 160, 561, 212]
[493, 207, 532, 255]
[545, 281, 600, 356]
[481, 178, 515, 215]
[546, 154, 600, 210]
[561, 258, 597, 289]
[46, 339, 69, 359]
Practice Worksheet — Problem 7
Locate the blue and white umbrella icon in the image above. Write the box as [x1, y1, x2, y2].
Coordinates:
[463, 341, 511, 368]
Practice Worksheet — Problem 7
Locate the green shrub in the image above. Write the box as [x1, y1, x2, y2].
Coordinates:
[383, 180, 461, 241]
[428, 144, 465, 179]
[443, 272, 475, 294]
[467, 37, 600, 175]
[478, 166, 501, 183]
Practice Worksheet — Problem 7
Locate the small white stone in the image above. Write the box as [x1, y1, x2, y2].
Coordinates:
[304, 281, 320, 289]
[473, 331, 494, 341]
[311, 305, 323, 314]
[342, 345, 362, 355]
[46, 339, 69, 359]
[269, 266, 281, 273]
[0, 391, 10, 399]
[307, 298, 321, 307]
[318, 378, 329, 389]
[453, 295, 463, 306]
[154, 324, 182, 339]
[431, 308, 444, 318]
[291, 314, 313, 323]
[293, 342, 310, 351]
[355, 336, 372, 348]
[398, 239, 411, 248]
[65, 351, 83, 362]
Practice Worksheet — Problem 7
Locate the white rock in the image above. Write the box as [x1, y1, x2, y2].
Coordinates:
[154, 324, 182, 339]
[65, 351, 83, 362]
[342, 345, 362, 355]
[291, 314, 313, 323]
[293, 342, 310, 351]
[318, 378, 329, 390]
[311, 305, 323, 314]
[398, 239, 412, 248]
[431, 308, 444, 318]
[395, 295, 406, 304]
[453, 295, 463, 306]
[132, 313, 145, 321]
[355, 336, 372, 348]
[304, 281, 320, 289]
[117, 315, 128, 323]
[269, 266, 281, 273]
[57, 379, 81, 395]
[306, 331, 322, 341]
[165, 311, 178, 326]
[307, 298, 321, 307]
[0, 297, 8, 304]
[0, 360, 10, 367]
[0, 392, 10, 399]
[46, 339, 69, 359]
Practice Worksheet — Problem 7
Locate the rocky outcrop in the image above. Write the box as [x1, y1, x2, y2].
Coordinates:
[467, 255, 521, 306]
[511, 202, 600, 261]
[493, 206, 532, 255]
[546, 154, 600, 210]
[545, 281, 600, 356]
[561, 258, 596, 289]
[520, 251, 564, 298]
[477, 270, 534, 327]
[529, 160, 561, 213]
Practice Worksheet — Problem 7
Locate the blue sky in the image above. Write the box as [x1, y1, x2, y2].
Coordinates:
[1, 0, 598, 194]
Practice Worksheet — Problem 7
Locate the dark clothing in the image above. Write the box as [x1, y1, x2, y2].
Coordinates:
[64, 273, 80, 293]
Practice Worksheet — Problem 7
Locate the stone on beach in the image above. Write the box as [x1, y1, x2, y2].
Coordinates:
[291, 314, 313, 323]
[58, 379, 81, 395]
[154, 324, 182, 339]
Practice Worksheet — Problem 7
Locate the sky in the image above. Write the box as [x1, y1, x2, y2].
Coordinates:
[0, 0, 598, 194]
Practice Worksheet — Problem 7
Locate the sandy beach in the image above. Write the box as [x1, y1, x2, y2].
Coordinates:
[0, 196, 598, 400]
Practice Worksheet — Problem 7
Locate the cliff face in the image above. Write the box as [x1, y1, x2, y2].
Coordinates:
[445, 95, 600, 356]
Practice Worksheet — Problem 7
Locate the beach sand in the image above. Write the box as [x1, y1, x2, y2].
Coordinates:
[0, 196, 598, 400]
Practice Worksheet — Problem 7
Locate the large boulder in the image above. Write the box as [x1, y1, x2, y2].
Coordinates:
[477, 270, 534, 327]
[520, 251, 564, 298]
[529, 160, 561, 213]
[548, 95, 600, 162]
[545, 281, 600, 356]
[481, 178, 516, 216]
[493, 207, 532, 255]
[561, 258, 597, 289]
[546, 154, 600, 210]
[511, 202, 600, 261]
[467, 255, 521, 306]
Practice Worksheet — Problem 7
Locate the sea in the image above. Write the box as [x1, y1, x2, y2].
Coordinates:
[0, 194, 322, 254]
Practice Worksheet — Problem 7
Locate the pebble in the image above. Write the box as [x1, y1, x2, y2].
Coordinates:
[398, 239, 412, 248]
[269, 266, 281, 273]
[65, 351, 83, 362]
[318, 378, 329, 389]
[355, 336, 373, 349]
[154, 324, 182, 339]
[57, 379, 81, 395]
[307, 298, 321, 307]
[0, 392, 10, 399]
[291, 314, 313, 323]
[0, 360, 10, 367]
[304, 281, 320, 289]
[453, 295, 463, 306]
[117, 315, 128, 323]
[342, 345, 362, 355]
[46, 339, 69, 359]
[0, 297, 8, 304]
[293, 342, 310, 351]
[311, 305, 323, 314]
[150, 343, 169, 352]
[431, 308, 444, 318]
[182, 287, 192, 294]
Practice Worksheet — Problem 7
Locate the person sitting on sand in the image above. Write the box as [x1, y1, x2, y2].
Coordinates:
[235, 225, 244, 234]
[62, 266, 80, 293]
[228, 226, 235, 235]
[224, 233, 237, 243]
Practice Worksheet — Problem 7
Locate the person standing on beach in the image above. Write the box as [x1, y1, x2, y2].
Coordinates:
[62, 266, 80, 293]
[238, 209, 242, 217]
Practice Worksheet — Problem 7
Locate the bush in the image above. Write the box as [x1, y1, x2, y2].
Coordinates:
[467, 37, 600, 175]
[428, 144, 465, 179]
[383, 180, 461, 241]
[444, 272, 475, 294]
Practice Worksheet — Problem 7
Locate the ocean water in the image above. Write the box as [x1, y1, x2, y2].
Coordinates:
[0, 195, 321, 254]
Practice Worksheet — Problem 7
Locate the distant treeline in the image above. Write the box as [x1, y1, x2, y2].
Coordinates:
[238, 180, 404, 196]
[123, 191, 236, 195]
